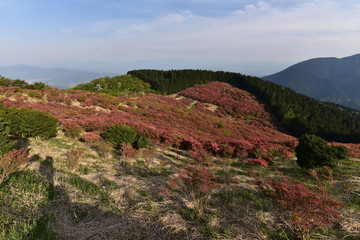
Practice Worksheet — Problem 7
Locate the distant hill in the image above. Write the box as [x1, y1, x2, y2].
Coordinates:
[0, 65, 115, 89]
[262, 54, 360, 110]
[72, 74, 154, 96]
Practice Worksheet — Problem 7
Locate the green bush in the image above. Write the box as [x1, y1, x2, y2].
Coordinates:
[134, 134, 150, 149]
[0, 117, 14, 157]
[27, 82, 49, 90]
[3, 107, 58, 139]
[332, 145, 349, 160]
[72, 74, 154, 96]
[102, 124, 148, 149]
[295, 134, 348, 169]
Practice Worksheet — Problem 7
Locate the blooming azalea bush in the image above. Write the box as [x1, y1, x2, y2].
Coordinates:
[62, 121, 84, 138]
[0, 148, 30, 184]
[82, 131, 103, 143]
[162, 164, 218, 216]
[244, 157, 269, 167]
[120, 143, 137, 160]
[255, 176, 343, 239]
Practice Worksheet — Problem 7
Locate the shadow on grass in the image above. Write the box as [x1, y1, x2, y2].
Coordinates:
[26, 156, 181, 240]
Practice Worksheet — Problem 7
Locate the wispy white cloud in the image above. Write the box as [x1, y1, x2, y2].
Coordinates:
[89, 0, 358, 63]
[1, 0, 360, 67]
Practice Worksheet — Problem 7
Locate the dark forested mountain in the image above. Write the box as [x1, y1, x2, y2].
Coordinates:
[262, 54, 360, 110]
[0, 65, 115, 89]
[129, 69, 360, 142]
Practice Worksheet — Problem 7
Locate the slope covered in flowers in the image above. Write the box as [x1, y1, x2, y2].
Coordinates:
[0, 82, 298, 158]
[0, 81, 359, 239]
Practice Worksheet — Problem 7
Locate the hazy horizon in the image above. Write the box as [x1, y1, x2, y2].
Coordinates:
[1, 0, 359, 71]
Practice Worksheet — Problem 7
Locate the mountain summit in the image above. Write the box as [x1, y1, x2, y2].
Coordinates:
[263, 54, 360, 110]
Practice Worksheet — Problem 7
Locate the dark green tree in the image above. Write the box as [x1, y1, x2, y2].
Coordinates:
[28, 82, 49, 90]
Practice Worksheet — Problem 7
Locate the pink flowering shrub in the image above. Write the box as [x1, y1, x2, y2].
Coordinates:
[256, 176, 343, 239]
[167, 165, 216, 198]
[162, 164, 217, 216]
[120, 143, 137, 159]
[0, 148, 30, 184]
[190, 148, 212, 166]
[244, 157, 269, 167]
[82, 131, 102, 143]
[62, 121, 83, 138]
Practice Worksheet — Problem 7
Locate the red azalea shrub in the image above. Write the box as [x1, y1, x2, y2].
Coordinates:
[165, 165, 217, 202]
[82, 131, 102, 143]
[244, 157, 269, 167]
[62, 121, 83, 138]
[0, 148, 30, 184]
[256, 176, 343, 237]
[190, 148, 212, 165]
[120, 143, 137, 159]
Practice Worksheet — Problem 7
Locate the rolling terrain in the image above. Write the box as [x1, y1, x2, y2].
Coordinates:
[0, 74, 359, 239]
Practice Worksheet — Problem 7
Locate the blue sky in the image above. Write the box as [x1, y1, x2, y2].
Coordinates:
[1, 0, 360, 73]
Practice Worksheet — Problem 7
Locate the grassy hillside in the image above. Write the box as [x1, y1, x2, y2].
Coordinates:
[0, 83, 359, 239]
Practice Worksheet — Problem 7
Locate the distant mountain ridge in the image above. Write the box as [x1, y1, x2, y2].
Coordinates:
[0, 65, 116, 89]
[263, 54, 360, 110]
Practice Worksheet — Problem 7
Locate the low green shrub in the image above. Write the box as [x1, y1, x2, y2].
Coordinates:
[101, 124, 148, 149]
[295, 134, 349, 169]
[0, 117, 14, 157]
[2, 107, 58, 138]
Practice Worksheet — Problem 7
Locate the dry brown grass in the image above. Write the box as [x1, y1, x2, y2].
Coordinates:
[13, 132, 358, 239]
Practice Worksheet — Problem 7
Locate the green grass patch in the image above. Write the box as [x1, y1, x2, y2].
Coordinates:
[63, 173, 109, 199]
[78, 164, 91, 175]
[48, 138, 73, 149]
[99, 177, 118, 190]
[178, 208, 200, 222]
[333, 158, 360, 179]
[0, 170, 52, 239]
[212, 186, 271, 211]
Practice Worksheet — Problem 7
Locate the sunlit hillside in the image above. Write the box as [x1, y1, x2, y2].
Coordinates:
[0, 81, 359, 239]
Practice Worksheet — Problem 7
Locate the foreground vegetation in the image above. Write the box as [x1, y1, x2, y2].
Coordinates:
[0, 131, 359, 239]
